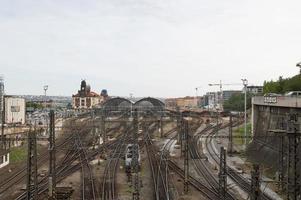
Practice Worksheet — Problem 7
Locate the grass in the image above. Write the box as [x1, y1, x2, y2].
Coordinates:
[126, 187, 134, 193]
[9, 145, 27, 163]
[233, 123, 252, 146]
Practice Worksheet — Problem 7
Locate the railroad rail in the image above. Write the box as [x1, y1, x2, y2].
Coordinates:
[204, 121, 273, 200]
[101, 127, 131, 200]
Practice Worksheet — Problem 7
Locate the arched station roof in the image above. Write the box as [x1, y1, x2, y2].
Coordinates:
[133, 97, 165, 112]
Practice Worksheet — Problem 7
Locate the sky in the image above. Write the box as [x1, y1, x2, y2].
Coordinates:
[0, 0, 301, 98]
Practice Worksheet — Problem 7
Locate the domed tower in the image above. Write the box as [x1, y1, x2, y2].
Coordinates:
[101, 89, 108, 97]
[80, 80, 87, 91]
[86, 84, 91, 93]
[72, 80, 101, 109]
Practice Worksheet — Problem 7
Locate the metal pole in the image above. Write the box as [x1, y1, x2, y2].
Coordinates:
[1, 96, 5, 150]
[219, 147, 227, 199]
[251, 164, 260, 200]
[278, 132, 284, 193]
[228, 115, 233, 155]
[242, 79, 248, 147]
[26, 125, 38, 200]
[48, 110, 56, 200]
[244, 84, 247, 146]
[43, 85, 48, 110]
[0, 76, 4, 150]
[216, 111, 219, 135]
[286, 113, 300, 200]
[101, 111, 106, 158]
[184, 120, 189, 194]
[160, 115, 163, 138]
[132, 108, 140, 200]
[220, 80, 223, 111]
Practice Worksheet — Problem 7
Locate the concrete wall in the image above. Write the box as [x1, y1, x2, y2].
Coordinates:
[253, 96, 301, 108]
[248, 96, 301, 170]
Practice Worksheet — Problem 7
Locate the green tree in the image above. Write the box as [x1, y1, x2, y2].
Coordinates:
[263, 74, 301, 94]
[26, 102, 43, 109]
[223, 93, 252, 112]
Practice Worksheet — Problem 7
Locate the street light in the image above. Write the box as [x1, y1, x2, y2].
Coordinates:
[296, 62, 301, 74]
[43, 85, 48, 110]
[241, 79, 248, 147]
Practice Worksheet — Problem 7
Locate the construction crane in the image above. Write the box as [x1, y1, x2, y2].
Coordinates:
[208, 80, 242, 110]
[195, 86, 202, 97]
[194, 86, 202, 109]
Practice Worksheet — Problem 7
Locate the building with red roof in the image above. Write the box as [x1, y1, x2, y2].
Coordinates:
[72, 80, 105, 109]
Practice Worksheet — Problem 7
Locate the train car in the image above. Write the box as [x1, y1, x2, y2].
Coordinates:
[125, 144, 141, 173]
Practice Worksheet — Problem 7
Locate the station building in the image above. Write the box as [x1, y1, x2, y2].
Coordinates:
[72, 80, 108, 109]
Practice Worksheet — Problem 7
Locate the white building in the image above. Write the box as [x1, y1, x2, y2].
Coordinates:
[246, 86, 263, 95]
[205, 92, 222, 110]
[0, 151, 9, 169]
[4, 96, 26, 124]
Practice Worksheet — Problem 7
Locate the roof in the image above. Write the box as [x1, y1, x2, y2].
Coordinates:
[72, 91, 100, 97]
[247, 86, 263, 88]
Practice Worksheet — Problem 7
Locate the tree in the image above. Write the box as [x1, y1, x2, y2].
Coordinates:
[223, 93, 252, 112]
[26, 102, 43, 109]
[263, 74, 301, 94]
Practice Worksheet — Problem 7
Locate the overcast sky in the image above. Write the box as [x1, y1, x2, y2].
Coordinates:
[1, 0, 301, 98]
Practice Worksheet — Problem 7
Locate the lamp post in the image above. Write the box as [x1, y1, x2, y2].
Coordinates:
[43, 85, 48, 110]
[241, 79, 248, 147]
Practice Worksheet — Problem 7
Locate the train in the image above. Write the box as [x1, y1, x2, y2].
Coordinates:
[124, 144, 141, 173]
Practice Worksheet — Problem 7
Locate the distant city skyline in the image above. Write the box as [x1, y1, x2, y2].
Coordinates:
[1, 0, 301, 98]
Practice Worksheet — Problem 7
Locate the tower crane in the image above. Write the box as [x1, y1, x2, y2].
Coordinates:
[195, 86, 202, 97]
[208, 80, 242, 110]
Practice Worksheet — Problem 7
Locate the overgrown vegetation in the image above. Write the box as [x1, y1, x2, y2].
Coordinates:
[263, 74, 301, 94]
[233, 123, 252, 145]
[10, 145, 27, 163]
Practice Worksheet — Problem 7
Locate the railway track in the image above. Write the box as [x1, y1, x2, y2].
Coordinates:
[167, 160, 220, 200]
[190, 125, 219, 187]
[101, 127, 130, 200]
[1, 110, 276, 200]
[143, 117, 221, 200]
[157, 115, 221, 200]
[0, 132, 75, 196]
[75, 132, 96, 200]
[12, 119, 125, 200]
[184, 117, 237, 200]
[204, 121, 273, 200]
[144, 125, 172, 200]
[190, 123, 236, 200]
